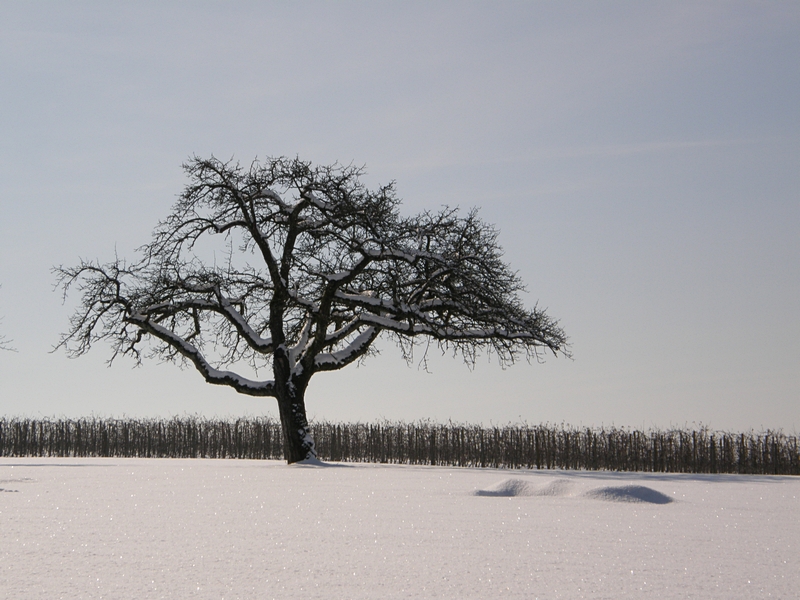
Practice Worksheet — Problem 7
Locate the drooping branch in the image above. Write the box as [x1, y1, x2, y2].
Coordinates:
[126, 312, 276, 396]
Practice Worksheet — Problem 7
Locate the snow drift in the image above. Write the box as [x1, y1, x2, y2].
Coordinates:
[584, 484, 674, 504]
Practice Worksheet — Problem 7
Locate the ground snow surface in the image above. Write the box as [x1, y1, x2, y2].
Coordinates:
[1, 458, 798, 599]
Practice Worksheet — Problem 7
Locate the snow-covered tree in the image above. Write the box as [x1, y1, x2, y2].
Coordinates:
[55, 156, 568, 463]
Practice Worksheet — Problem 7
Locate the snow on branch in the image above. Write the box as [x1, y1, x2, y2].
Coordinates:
[313, 327, 379, 372]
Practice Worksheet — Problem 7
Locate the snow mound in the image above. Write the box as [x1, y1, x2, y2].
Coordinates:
[474, 478, 535, 497]
[474, 478, 574, 497]
[584, 485, 673, 504]
[532, 479, 573, 497]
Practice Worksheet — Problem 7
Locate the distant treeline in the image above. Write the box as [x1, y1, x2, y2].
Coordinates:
[1, 417, 798, 475]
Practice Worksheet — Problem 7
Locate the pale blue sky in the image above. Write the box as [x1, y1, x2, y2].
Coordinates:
[1, 1, 798, 431]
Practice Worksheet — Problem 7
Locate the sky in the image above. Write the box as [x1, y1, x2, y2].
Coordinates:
[0, 1, 798, 432]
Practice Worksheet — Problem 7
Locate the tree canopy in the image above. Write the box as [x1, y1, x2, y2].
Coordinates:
[56, 156, 568, 462]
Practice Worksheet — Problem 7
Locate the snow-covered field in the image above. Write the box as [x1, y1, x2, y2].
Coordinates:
[1, 458, 797, 599]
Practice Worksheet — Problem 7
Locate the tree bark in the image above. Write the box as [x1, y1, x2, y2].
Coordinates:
[275, 381, 316, 464]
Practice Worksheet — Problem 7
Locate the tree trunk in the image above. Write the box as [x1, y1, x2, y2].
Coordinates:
[276, 383, 317, 464]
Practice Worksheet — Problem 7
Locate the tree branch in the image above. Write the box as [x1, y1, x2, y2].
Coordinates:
[127, 313, 276, 396]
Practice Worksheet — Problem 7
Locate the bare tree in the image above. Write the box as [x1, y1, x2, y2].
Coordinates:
[0, 286, 15, 352]
[0, 324, 12, 352]
[55, 156, 568, 463]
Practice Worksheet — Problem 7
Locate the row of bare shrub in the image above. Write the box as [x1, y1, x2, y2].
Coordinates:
[1, 417, 797, 474]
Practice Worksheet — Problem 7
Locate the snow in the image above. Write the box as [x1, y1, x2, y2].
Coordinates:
[314, 327, 377, 369]
[287, 319, 312, 370]
[324, 271, 351, 282]
[1, 458, 798, 598]
[583, 484, 674, 505]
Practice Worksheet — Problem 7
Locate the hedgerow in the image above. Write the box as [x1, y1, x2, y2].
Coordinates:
[1, 417, 797, 475]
